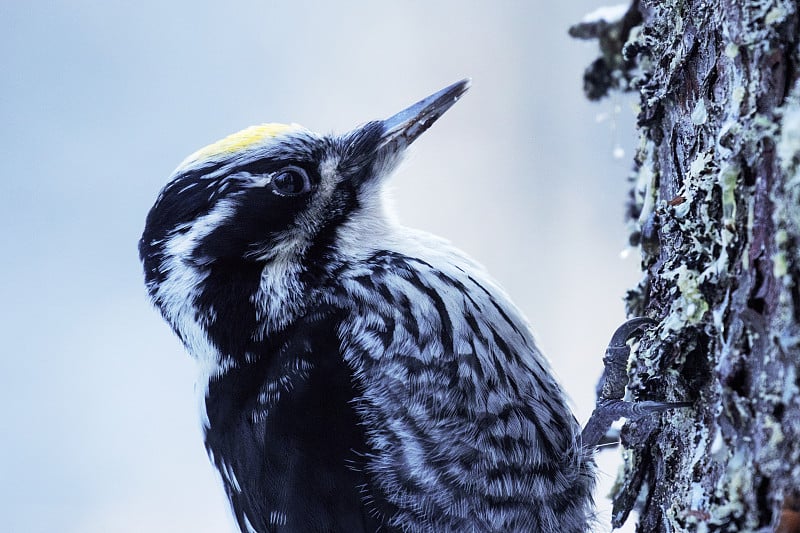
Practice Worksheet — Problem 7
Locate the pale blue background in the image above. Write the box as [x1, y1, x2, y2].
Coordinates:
[1, 2, 640, 531]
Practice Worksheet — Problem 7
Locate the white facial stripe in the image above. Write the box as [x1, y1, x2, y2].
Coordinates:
[250, 154, 343, 336]
[164, 197, 238, 259]
[155, 197, 244, 428]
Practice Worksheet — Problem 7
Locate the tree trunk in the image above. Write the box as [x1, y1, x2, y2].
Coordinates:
[573, 1, 800, 531]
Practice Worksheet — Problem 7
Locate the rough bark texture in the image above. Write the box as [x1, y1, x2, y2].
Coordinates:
[574, 1, 800, 531]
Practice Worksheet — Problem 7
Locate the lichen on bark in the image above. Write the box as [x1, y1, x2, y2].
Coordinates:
[574, 1, 800, 531]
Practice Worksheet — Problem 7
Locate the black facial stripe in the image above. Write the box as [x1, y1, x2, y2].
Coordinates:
[300, 179, 360, 283]
[192, 189, 313, 262]
[194, 258, 264, 358]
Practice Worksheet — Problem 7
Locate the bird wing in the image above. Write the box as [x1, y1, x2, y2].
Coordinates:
[336, 250, 592, 532]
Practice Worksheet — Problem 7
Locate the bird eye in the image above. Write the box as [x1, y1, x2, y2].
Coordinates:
[270, 166, 311, 197]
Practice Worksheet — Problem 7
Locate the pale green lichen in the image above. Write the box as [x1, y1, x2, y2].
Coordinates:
[765, 4, 789, 24]
[774, 83, 800, 285]
[744, 194, 755, 270]
[660, 265, 710, 337]
[718, 163, 738, 227]
[635, 162, 657, 227]
[773, 251, 789, 277]
[763, 414, 785, 448]
[782, 363, 799, 406]
[778, 89, 800, 173]
[776, 228, 790, 245]
[711, 449, 751, 525]
[689, 150, 714, 178]
[732, 85, 746, 108]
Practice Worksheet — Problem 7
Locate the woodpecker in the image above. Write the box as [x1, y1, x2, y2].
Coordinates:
[140, 80, 597, 532]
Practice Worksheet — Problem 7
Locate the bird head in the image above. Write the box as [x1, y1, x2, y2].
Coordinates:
[139, 79, 470, 298]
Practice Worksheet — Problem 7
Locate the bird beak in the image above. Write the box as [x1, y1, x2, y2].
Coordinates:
[378, 79, 471, 154]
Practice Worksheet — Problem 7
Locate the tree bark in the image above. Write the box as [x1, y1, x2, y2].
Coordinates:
[573, 1, 800, 531]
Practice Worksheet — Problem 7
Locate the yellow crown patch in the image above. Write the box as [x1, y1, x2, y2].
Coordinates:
[177, 123, 301, 171]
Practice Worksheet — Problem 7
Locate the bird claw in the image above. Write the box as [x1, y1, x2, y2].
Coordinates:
[580, 318, 691, 450]
[598, 317, 656, 401]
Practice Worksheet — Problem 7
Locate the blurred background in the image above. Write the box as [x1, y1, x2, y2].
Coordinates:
[1, 1, 641, 531]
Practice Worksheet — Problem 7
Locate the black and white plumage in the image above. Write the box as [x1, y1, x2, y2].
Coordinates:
[139, 80, 595, 532]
